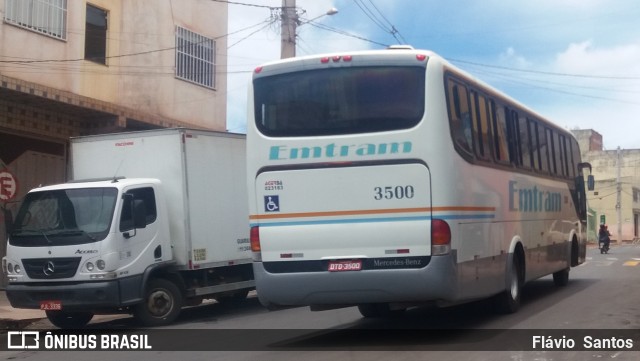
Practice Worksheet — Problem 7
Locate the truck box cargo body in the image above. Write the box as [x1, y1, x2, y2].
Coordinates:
[3, 128, 253, 328]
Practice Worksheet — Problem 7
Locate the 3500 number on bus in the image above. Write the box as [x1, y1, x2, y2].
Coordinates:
[374, 185, 415, 200]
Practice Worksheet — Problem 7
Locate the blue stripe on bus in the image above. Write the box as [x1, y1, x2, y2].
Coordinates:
[250, 213, 495, 227]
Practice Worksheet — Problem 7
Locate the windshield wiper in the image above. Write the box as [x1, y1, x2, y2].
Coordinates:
[12, 228, 55, 244]
[49, 229, 97, 242]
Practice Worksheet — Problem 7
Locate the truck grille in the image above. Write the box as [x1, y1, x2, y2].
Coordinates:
[22, 258, 81, 279]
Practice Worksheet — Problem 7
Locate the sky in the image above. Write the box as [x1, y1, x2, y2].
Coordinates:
[225, 0, 640, 150]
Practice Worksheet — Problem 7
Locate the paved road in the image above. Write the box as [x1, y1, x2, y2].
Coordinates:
[3, 244, 639, 360]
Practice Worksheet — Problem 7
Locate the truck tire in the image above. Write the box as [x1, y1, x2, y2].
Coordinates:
[45, 310, 93, 329]
[134, 278, 183, 327]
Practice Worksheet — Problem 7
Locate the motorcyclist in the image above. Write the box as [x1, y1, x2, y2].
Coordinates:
[598, 223, 611, 254]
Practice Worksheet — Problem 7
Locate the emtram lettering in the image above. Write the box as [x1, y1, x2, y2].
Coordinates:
[269, 141, 412, 160]
[509, 180, 562, 212]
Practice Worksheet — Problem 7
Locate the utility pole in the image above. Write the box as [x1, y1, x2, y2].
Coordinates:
[616, 146, 622, 243]
[280, 0, 297, 59]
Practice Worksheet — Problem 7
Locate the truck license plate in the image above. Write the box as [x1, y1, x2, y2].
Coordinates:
[328, 260, 362, 272]
[40, 300, 62, 311]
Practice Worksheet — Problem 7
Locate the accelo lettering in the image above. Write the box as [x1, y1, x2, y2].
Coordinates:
[75, 249, 98, 254]
[269, 141, 412, 160]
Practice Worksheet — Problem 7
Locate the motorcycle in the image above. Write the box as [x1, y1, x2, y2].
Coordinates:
[599, 241, 610, 254]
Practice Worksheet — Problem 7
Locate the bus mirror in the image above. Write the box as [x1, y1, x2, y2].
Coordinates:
[587, 175, 595, 191]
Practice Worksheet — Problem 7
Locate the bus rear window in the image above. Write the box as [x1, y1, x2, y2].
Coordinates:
[253, 66, 426, 136]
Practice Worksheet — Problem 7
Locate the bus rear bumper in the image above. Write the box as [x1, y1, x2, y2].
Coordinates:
[253, 252, 459, 308]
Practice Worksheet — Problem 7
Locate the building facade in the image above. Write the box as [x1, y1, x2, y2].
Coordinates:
[573, 129, 640, 242]
[0, 0, 228, 279]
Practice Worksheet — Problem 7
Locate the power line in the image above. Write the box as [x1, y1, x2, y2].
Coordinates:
[450, 58, 640, 80]
[306, 21, 389, 47]
[210, 0, 276, 9]
[353, 0, 406, 44]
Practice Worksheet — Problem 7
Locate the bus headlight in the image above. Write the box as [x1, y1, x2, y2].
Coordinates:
[96, 259, 106, 270]
[86, 262, 95, 272]
[14, 265, 20, 274]
[7, 263, 13, 274]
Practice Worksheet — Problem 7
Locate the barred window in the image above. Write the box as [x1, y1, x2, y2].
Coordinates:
[175, 26, 215, 89]
[4, 0, 67, 40]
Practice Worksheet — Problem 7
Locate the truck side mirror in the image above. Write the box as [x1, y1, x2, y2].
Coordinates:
[587, 175, 595, 191]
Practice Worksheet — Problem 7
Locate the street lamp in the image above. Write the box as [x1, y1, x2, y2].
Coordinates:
[281, 3, 338, 58]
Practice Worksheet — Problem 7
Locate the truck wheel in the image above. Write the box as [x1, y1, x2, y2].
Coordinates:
[134, 278, 183, 327]
[214, 289, 250, 305]
[553, 267, 570, 287]
[45, 310, 93, 329]
[493, 256, 522, 314]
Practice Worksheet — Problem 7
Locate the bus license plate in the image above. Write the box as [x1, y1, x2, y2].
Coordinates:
[328, 260, 362, 272]
[40, 300, 62, 311]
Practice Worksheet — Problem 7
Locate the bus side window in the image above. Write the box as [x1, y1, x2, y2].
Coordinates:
[471, 91, 491, 161]
[528, 119, 541, 171]
[447, 79, 473, 156]
[518, 114, 532, 169]
[505, 109, 521, 166]
[490, 100, 511, 164]
[547, 128, 558, 175]
[559, 135, 570, 178]
[569, 138, 580, 178]
[539, 124, 550, 173]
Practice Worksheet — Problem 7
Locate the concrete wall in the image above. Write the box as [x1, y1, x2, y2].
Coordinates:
[582, 148, 640, 242]
[0, 0, 227, 130]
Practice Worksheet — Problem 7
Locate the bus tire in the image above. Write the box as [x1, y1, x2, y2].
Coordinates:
[553, 267, 570, 287]
[493, 255, 522, 314]
[134, 278, 183, 327]
[45, 310, 93, 329]
[357, 303, 405, 318]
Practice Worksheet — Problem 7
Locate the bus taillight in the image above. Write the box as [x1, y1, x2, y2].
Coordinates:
[250, 226, 261, 251]
[431, 219, 451, 255]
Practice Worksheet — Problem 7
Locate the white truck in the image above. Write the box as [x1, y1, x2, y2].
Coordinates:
[2, 128, 253, 328]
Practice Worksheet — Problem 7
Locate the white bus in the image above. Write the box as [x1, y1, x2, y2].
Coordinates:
[246, 47, 594, 317]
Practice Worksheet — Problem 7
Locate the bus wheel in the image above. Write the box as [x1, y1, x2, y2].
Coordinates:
[357, 303, 405, 318]
[553, 268, 570, 287]
[45, 310, 93, 329]
[493, 257, 522, 314]
[134, 278, 183, 327]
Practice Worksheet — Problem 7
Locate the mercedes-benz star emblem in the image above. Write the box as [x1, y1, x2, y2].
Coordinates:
[43, 261, 55, 276]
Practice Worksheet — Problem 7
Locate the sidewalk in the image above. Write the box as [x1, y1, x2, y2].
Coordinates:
[0, 289, 46, 329]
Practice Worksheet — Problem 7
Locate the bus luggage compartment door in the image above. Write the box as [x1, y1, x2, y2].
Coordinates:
[254, 162, 432, 264]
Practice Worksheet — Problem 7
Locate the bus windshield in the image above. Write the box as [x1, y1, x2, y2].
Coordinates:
[10, 188, 118, 247]
[254, 66, 426, 137]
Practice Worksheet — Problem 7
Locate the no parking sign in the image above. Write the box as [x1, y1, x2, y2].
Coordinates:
[0, 169, 19, 202]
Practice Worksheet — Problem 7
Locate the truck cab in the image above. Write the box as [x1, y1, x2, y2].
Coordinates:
[3, 178, 172, 327]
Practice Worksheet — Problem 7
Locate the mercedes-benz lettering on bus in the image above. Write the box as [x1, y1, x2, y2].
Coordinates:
[247, 48, 594, 317]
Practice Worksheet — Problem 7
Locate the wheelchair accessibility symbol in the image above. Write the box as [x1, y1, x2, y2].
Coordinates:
[264, 195, 280, 212]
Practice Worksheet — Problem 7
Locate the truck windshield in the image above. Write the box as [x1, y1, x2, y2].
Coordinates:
[9, 188, 118, 247]
[254, 66, 426, 137]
